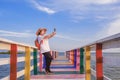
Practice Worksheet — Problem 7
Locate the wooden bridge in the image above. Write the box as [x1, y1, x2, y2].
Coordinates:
[0, 33, 120, 80]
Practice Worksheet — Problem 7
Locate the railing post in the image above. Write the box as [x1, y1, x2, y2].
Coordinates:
[76, 49, 80, 71]
[85, 46, 91, 80]
[68, 51, 70, 60]
[55, 51, 57, 58]
[71, 50, 74, 64]
[33, 49, 38, 75]
[39, 53, 42, 72]
[80, 48, 84, 74]
[25, 47, 31, 80]
[10, 44, 17, 80]
[74, 49, 77, 68]
[70, 51, 72, 64]
[96, 43, 103, 80]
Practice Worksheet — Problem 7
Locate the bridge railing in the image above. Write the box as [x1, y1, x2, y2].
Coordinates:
[66, 33, 120, 80]
[0, 38, 38, 80]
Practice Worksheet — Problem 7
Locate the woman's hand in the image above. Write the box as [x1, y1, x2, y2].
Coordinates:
[44, 32, 56, 39]
[52, 32, 56, 35]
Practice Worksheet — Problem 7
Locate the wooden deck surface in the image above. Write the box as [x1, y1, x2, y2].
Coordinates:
[31, 54, 85, 80]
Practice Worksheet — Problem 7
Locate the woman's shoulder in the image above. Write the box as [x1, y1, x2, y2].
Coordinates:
[37, 35, 44, 39]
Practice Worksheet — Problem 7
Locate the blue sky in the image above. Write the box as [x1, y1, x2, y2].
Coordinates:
[0, 0, 120, 51]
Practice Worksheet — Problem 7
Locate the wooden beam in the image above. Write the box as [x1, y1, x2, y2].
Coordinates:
[96, 43, 103, 80]
[10, 44, 17, 80]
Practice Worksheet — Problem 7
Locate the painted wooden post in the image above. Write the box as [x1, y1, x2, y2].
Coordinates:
[66, 51, 67, 58]
[96, 43, 103, 80]
[55, 51, 57, 58]
[10, 44, 17, 80]
[39, 53, 42, 72]
[76, 49, 80, 71]
[74, 49, 77, 68]
[80, 48, 84, 74]
[67, 51, 69, 59]
[85, 46, 91, 80]
[71, 50, 74, 64]
[52, 51, 55, 60]
[69, 51, 71, 63]
[70, 51, 72, 63]
[25, 47, 31, 80]
[33, 49, 38, 75]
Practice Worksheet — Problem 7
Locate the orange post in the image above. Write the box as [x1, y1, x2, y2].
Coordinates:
[10, 44, 17, 80]
[96, 43, 103, 80]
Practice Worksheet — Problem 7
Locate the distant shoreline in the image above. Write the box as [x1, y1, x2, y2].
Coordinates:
[0, 51, 24, 54]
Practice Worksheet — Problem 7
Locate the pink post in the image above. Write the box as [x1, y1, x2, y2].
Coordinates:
[39, 52, 42, 72]
[76, 49, 80, 71]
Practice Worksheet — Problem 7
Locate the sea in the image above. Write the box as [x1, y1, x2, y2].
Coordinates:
[0, 52, 34, 80]
[0, 52, 120, 80]
[91, 52, 120, 80]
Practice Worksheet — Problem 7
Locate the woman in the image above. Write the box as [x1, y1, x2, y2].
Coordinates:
[36, 28, 56, 74]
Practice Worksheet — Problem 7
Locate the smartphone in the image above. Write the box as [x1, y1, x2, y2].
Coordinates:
[54, 28, 56, 32]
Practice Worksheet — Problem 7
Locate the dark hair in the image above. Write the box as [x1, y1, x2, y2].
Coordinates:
[38, 30, 44, 35]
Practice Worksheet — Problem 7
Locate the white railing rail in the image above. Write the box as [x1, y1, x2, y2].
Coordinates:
[67, 33, 120, 80]
[0, 38, 38, 80]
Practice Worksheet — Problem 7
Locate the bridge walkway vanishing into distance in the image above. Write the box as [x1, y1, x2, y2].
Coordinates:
[0, 33, 120, 80]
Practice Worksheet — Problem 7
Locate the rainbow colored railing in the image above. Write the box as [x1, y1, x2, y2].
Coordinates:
[0, 33, 120, 80]
[66, 33, 120, 80]
[0, 38, 58, 80]
[0, 38, 38, 80]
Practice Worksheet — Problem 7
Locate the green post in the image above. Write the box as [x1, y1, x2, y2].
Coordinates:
[80, 48, 84, 74]
[33, 49, 38, 75]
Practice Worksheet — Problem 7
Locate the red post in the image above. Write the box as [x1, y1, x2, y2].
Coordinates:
[96, 43, 103, 80]
[10, 44, 17, 80]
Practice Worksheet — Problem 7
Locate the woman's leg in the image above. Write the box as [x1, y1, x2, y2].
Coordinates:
[43, 52, 53, 72]
[46, 52, 53, 72]
[42, 53, 48, 72]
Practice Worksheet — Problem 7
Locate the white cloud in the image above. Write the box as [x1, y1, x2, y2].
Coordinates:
[55, 35, 81, 42]
[30, 0, 56, 14]
[93, 0, 118, 4]
[36, 0, 120, 22]
[97, 14, 120, 39]
[96, 16, 108, 19]
[55, 34, 91, 43]
[0, 30, 33, 37]
[107, 19, 120, 36]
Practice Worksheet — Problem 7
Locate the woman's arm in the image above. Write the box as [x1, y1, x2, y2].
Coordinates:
[44, 32, 56, 39]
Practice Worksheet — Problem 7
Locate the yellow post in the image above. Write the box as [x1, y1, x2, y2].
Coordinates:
[85, 46, 91, 80]
[25, 47, 31, 80]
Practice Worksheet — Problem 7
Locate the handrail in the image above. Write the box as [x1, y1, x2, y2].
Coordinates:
[66, 33, 120, 80]
[0, 38, 36, 48]
[0, 38, 38, 80]
[1, 33, 120, 80]
[71, 33, 120, 49]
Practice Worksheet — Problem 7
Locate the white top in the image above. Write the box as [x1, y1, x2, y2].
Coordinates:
[38, 35, 50, 53]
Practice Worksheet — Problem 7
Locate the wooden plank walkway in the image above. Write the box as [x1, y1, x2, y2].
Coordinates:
[31, 54, 85, 80]
[31, 74, 85, 80]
